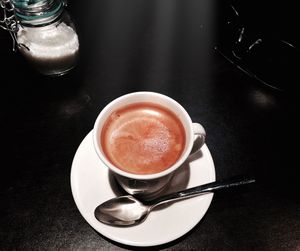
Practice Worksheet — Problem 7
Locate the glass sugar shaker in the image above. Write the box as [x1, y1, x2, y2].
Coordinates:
[0, 0, 79, 76]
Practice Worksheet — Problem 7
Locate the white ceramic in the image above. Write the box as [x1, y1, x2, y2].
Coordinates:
[93, 92, 206, 198]
[71, 131, 215, 247]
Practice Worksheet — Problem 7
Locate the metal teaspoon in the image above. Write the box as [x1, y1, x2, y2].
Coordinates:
[94, 177, 255, 226]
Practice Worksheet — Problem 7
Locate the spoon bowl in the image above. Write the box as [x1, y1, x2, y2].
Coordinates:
[95, 195, 150, 226]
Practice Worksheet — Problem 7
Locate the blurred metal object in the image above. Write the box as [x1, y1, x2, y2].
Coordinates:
[215, 4, 300, 92]
[0, 0, 19, 51]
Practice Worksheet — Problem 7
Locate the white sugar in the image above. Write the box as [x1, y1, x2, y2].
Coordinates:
[17, 22, 79, 75]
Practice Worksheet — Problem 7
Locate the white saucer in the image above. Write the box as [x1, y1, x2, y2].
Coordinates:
[70, 131, 216, 247]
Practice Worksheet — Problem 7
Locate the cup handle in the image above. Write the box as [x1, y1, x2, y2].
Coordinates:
[190, 123, 206, 155]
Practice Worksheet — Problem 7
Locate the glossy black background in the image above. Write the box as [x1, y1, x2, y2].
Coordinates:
[0, 0, 299, 250]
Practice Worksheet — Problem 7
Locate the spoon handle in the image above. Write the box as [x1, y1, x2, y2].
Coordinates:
[147, 176, 255, 207]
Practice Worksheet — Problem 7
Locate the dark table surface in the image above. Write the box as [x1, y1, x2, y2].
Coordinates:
[1, 0, 299, 250]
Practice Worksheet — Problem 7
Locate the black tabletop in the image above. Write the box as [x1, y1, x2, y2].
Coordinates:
[1, 0, 299, 250]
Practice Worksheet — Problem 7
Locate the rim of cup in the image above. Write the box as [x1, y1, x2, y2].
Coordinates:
[93, 91, 194, 180]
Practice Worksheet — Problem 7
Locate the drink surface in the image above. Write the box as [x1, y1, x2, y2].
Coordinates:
[101, 102, 186, 174]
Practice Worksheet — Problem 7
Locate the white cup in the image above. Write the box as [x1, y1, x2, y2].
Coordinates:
[93, 92, 206, 198]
